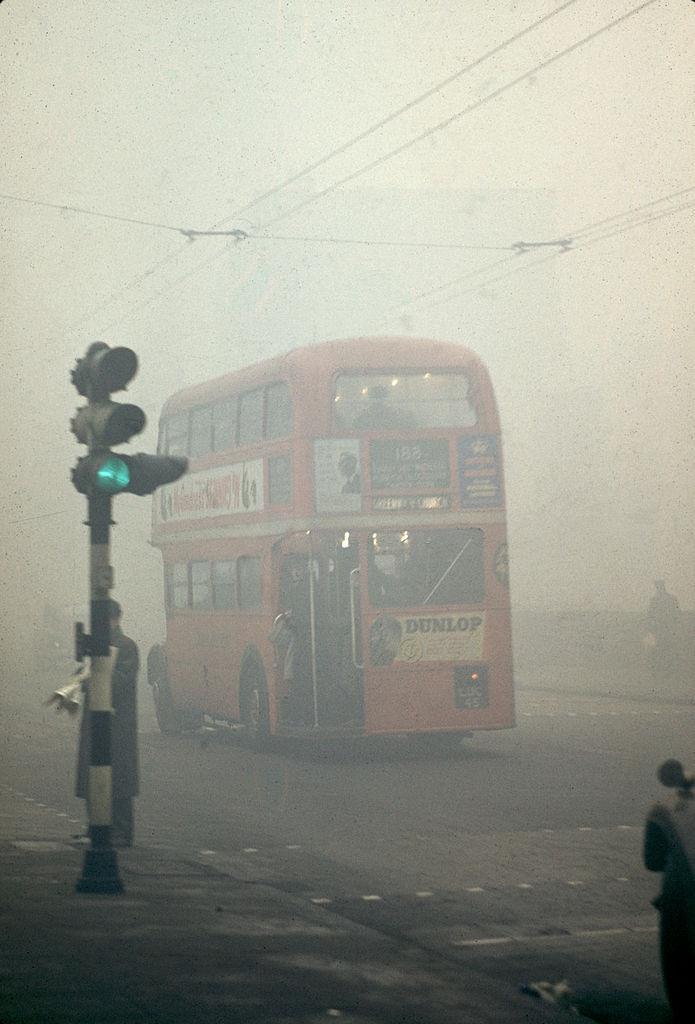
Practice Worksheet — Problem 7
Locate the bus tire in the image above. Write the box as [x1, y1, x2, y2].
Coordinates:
[239, 651, 270, 750]
[147, 645, 182, 735]
[658, 852, 695, 1020]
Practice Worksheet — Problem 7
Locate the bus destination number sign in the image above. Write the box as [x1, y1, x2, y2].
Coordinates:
[370, 440, 450, 492]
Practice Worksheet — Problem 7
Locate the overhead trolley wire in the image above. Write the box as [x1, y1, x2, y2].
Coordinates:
[94, 0, 659, 334]
[208, 0, 583, 231]
[391, 184, 695, 313]
[53, 0, 584, 331]
[0, 192, 185, 233]
[257, 0, 659, 232]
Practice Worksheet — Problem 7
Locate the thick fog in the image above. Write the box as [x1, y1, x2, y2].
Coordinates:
[2, 0, 693, 690]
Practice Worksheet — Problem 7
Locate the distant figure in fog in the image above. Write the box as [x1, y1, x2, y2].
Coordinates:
[76, 600, 140, 847]
[647, 580, 682, 679]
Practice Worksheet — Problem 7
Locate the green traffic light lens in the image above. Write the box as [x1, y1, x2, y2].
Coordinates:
[95, 456, 130, 493]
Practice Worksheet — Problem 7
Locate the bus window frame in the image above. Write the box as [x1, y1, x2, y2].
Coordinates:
[190, 406, 214, 460]
[212, 395, 238, 453]
[332, 368, 478, 432]
[164, 411, 190, 457]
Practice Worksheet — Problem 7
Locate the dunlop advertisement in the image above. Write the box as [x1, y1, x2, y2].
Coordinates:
[369, 613, 485, 665]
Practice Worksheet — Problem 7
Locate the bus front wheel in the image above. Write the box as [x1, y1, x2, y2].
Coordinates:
[239, 658, 270, 750]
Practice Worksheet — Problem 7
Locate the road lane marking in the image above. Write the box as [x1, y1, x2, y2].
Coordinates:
[452, 925, 658, 947]
[574, 928, 626, 937]
[454, 937, 512, 947]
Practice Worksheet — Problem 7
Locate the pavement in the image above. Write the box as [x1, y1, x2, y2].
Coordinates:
[0, 782, 572, 1024]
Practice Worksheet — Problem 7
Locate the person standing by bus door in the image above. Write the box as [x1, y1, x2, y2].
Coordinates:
[76, 599, 140, 847]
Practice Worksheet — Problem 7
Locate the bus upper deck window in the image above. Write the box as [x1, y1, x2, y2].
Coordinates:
[166, 412, 189, 457]
[238, 388, 264, 445]
[190, 407, 213, 459]
[213, 397, 237, 451]
[265, 382, 292, 439]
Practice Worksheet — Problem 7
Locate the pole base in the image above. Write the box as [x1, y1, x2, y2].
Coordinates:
[76, 847, 123, 894]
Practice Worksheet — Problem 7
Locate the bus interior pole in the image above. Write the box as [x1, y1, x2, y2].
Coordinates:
[308, 547, 319, 729]
[76, 491, 123, 894]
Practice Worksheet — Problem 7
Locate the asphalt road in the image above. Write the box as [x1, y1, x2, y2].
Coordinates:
[6, 683, 693, 1023]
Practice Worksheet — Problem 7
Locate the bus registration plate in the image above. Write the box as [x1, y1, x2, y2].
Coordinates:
[453, 666, 488, 710]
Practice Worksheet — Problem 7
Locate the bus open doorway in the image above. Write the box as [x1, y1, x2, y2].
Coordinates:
[271, 532, 364, 733]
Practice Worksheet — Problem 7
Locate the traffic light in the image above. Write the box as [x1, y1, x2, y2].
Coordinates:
[70, 341, 187, 497]
[71, 452, 188, 497]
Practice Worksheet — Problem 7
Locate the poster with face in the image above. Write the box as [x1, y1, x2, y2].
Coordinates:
[314, 439, 362, 513]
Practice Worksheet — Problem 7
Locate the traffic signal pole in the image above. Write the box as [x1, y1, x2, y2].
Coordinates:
[76, 491, 122, 894]
[70, 341, 187, 893]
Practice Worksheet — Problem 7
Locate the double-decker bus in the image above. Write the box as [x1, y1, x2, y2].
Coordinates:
[147, 337, 514, 746]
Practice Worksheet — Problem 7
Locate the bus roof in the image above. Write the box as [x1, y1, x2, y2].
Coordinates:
[161, 336, 489, 417]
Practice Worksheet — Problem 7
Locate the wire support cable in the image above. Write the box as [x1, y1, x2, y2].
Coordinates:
[392, 184, 695, 312]
[421, 197, 695, 311]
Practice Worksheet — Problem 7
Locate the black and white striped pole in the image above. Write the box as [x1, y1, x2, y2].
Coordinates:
[75, 490, 122, 893]
[70, 342, 187, 893]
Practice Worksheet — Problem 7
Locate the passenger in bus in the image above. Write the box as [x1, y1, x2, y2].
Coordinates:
[354, 384, 415, 430]
[278, 560, 314, 725]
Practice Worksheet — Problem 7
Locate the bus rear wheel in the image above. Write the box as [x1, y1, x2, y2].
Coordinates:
[239, 660, 270, 750]
[147, 645, 182, 735]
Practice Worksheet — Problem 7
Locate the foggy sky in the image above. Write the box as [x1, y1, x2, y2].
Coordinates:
[1, 0, 694, 673]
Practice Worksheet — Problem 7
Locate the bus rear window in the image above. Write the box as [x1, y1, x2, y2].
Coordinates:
[368, 528, 484, 608]
[333, 372, 477, 430]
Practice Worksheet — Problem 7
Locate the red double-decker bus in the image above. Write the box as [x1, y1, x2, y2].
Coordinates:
[147, 337, 514, 746]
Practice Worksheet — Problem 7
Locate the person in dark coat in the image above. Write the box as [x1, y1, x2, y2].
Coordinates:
[76, 599, 139, 847]
[647, 580, 683, 679]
